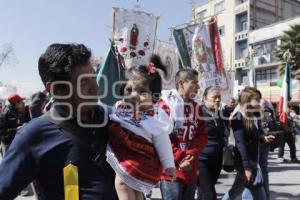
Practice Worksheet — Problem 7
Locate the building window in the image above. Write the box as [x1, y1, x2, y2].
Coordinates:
[254, 45, 264, 56]
[240, 69, 248, 84]
[256, 70, 266, 81]
[197, 10, 208, 19]
[236, 40, 248, 59]
[236, 12, 248, 32]
[215, 1, 225, 13]
[242, 21, 248, 31]
[253, 40, 278, 64]
[241, 47, 248, 58]
[256, 68, 278, 82]
[270, 68, 277, 81]
[253, 40, 277, 56]
[236, 0, 247, 5]
[218, 25, 225, 36]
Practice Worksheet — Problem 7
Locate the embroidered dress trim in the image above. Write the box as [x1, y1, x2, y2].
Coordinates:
[106, 145, 155, 194]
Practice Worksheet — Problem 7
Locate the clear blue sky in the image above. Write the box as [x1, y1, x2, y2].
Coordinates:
[0, 0, 207, 97]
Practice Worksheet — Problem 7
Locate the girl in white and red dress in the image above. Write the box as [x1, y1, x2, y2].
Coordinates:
[106, 55, 176, 200]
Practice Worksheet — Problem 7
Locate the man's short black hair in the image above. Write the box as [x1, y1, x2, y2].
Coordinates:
[38, 43, 91, 88]
[175, 68, 198, 89]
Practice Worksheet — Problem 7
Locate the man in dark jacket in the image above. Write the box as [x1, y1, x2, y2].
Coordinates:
[0, 43, 117, 200]
[278, 106, 299, 163]
[29, 90, 48, 118]
[222, 98, 236, 129]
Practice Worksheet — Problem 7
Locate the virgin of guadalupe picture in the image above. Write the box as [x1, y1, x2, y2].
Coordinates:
[130, 24, 139, 50]
[191, 35, 214, 67]
[112, 7, 158, 68]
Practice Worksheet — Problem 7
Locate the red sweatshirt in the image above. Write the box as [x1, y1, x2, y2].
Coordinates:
[159, 100, 208, 185]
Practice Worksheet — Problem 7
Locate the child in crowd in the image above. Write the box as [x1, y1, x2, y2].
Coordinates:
[106, 55, 176, 200]
[159, 68, 208, 200]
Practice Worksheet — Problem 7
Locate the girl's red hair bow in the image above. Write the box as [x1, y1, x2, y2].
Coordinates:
[146, 63, 156, 74]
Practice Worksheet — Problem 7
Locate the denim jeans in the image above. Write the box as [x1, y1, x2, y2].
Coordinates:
[160, 180, 196, 200]
[242, 145, 270, 200]
[222, 171, 266, 200]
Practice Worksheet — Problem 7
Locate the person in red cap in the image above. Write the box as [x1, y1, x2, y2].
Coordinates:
[0, 93, 30, 156]
[7, 93, 26, 104]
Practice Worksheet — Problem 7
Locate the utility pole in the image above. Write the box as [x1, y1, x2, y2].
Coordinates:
[133, 0, 141, 10]
[189, 0, 196, 23]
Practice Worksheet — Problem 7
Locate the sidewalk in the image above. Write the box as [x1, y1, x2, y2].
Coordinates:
[11, 136, 300, 200]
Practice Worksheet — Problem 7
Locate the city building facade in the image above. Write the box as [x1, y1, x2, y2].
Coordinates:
[248, 16, 300, 103]
[195, 0, 300, 102]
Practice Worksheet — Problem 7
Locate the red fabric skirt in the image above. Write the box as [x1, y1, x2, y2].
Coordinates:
[108, 122, 163, 184]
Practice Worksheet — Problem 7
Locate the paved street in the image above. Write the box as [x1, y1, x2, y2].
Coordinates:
[6, 136, 300, 200]
[150, 135, 300, 200]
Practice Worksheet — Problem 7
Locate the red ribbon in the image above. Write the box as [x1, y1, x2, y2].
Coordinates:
[146, 63, 156, 74]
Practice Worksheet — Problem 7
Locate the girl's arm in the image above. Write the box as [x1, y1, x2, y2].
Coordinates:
[156, 99, 185, 166]
[152, 133, 175, 170]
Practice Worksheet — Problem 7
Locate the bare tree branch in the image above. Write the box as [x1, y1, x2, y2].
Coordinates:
[0, 43, 18, 68]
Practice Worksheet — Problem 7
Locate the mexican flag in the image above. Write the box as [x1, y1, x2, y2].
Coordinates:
[97, 43, 125, 106]
[278, 63, 291, 132]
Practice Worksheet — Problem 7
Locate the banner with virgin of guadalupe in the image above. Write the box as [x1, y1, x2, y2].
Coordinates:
[155, 40, 179, 90]
[173, 19, 228, 90]
[112, 7, 159, 68]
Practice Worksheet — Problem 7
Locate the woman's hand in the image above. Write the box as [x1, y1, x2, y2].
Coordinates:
[264, 135, 275, 143]
[244, 169, 253, 184]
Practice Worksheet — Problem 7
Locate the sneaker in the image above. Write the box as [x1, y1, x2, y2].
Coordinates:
[278, 157, 288, 163]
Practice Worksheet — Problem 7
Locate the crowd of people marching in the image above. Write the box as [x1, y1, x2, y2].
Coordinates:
[0, 43, 299, 200]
